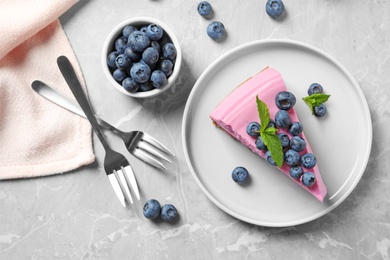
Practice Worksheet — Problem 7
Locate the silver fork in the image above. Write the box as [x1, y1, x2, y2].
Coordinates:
[32, 77, 175, 172]
[57, 55, 139, 207]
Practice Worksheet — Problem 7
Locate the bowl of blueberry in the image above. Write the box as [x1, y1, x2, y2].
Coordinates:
[102, 17, 182, 98]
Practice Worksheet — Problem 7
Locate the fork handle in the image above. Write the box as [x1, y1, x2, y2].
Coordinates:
[57, 56, 111, 151]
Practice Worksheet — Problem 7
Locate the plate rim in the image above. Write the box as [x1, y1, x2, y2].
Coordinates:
[182, 39, 372, 227]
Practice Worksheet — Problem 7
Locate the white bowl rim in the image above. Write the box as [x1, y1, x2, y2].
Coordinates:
[101, 16, 182, 98]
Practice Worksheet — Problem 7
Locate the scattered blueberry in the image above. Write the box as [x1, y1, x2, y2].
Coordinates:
[265, 0, 285, 19]
[265, 151, 277, 166]
[301, 172, 316, 187]
[275, 91, 296, 110]
[160, 204, 178, 222]
[232, 166, 249, 184]
[207, 21, 226, 40]
[142, 47, 160, 66]
[130, 61, 152, 83]
[289, 166, 303, 179]
[308, 83, 323, 95]
[301, 153, 316, 168]
[314, 104, 327, 117]
[128, 31, 151, 52]
[284, 149, 300, 166]
[255, 136, 267, 150]
[150, 70, 168, 88]
[146, 24, 164, 41]
[115, 54, 132, 70]
[278, 133, 290, 148]
[289, 122, 303, 136]
[275, 110, 291, 128]
[122, 77, 139, 92]
[159, 59, 174, 77]
[290, 136, 306, 152]
[162, 43, 177, 60]
[143, 199, 161, 219]
[246, 122, 261, 136]
[197, 1, 213, 19]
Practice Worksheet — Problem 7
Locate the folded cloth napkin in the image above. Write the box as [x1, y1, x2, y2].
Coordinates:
[0, 0, 95, 179]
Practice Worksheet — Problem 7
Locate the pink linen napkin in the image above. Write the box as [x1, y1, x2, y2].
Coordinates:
[0, 0, 95, 179]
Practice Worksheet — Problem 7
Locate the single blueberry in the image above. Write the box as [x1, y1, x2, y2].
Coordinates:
[160, 204, 178, 222]
[146, 24, 164, 41]
[267, 119, 276, 128]
[115, 54, 132, 70]
[277, 133, 290, 148]
[246, 122, 260, 136]
[107, 51, 119, 69]
[284, 149, 300, 166]
[275, 110, 291, 128]
[114, 36, 128, 53]
[162, 43, 177, 60]
[150, 70, 168, 88]
[265, 151, 277, 166]
[112, 69, 127, 82]
[289, 122, 303, 136]
[130, 61, 152, 83]
[142, 47, 160, 66]
[151, 41, 161, 54]
[124, 47, 141, 62]
[231, 166, 249, 184]
[289, 166, 303, 179]
[143, 199, 161, 219]
[197, 1, 213, 18]
[159, 59, 174, 77]
[290, 136, 306, 152]
[140, 26, 148, 33]
[308, 83, 323, 95]
[122, 77, 139, 92]
[128, 31, 151, 53]
[301, 172, 316, 187]
[275, 91, 296, 110]
[301, 153, 316, 168]
[139, 81, 154, 92]
[265, 0, 285, 19]
[255, 136, 267, 150]
[314, 104, 327, 117]
[207, 21, 225, 40]
[122, 25, 137, 38]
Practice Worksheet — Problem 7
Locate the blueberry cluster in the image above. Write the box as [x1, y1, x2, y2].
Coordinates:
[107, 23, 177, 93]
[246, 91, 318, 187]
[197, 1, 226, 40]
[308, 83, 327, 117]
[143, 199, 178, 222]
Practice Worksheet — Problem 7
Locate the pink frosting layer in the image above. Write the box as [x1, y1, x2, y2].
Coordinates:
[210, 67, 327, 202]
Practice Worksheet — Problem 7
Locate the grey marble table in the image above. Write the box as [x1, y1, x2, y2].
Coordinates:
[1, 0, 389, 259]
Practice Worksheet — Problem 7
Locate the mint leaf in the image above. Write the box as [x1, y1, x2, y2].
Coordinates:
[256, 96, 283, 167]
[302, 93, 331, 114]
[256, 96, 270, 132]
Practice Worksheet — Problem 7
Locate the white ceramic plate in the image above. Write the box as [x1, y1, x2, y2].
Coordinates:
[182, 39, 372, 227]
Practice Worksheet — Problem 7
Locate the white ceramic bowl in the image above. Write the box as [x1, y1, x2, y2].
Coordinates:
[102, 17, 182, 98]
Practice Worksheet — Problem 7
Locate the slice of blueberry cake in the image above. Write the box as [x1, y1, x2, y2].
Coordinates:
[209, 67, 327, 202]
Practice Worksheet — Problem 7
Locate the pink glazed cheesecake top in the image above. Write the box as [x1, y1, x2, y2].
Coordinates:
[210, 67, 327, 202]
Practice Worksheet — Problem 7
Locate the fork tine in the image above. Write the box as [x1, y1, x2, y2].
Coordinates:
[107, 173, 126, 207]
[115, 169, 133, 204]
[132, 148, 168, 170]
[137, 141, 172, 163]
[141, 133, 176, 157]
[122, 165, 140, 200]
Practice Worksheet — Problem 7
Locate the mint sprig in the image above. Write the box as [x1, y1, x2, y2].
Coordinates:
[256, 96, 284, 167]
[302, 93, 331, 115]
